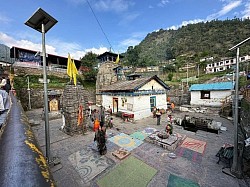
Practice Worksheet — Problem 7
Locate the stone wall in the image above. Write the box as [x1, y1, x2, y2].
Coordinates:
[61, 84, 89, 135]
[14, 66, 67, 78]
[19, 88, 64, 111]
[19, 87, 96, 111]
[96, 62, 126, 105]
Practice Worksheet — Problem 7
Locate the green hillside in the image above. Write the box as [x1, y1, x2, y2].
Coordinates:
[122, 18, 250, 67]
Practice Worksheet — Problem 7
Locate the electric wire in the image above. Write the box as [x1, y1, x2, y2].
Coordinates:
[86, 0, 114, 52]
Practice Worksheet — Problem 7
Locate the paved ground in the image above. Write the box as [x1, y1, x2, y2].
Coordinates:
[26, 107, 250, 187]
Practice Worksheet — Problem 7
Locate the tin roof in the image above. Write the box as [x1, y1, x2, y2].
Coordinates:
[189, 81, 234, 91]
[100, 75, 170, 92]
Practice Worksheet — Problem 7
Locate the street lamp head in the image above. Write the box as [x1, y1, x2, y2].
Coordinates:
[25, 8, 58, 33]
[229, 36, 250, 51]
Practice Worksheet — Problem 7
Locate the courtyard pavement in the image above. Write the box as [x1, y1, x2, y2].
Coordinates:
[26, 107, 250, 187]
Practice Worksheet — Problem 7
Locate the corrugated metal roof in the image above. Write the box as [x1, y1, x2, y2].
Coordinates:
[189, 81, 234, 91]
[100, 75, 170, 92]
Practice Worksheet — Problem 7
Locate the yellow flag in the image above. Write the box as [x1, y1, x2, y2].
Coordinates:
[115, 53, 119, 63]
[72, 59, 78, 86]
[67, 53, 72, 80]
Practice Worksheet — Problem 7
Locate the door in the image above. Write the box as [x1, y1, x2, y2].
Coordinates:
[150, 96, 156, 112]
[113, 98, 118, 113]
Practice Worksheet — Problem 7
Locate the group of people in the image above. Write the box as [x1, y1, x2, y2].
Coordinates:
[153, 105, 174, 136]
[0, 76, 11, 115]
[91, 105, 110, 155]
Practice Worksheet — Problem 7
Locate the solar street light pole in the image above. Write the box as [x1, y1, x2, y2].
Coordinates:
[42, 22, 51, 161]
[25, 8, 58, 162]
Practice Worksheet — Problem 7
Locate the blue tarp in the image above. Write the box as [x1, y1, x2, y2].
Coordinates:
[189, 82, 234, 91]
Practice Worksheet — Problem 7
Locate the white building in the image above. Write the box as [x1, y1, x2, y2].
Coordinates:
[189, 82, 234, 107]
[100, 75, 170, 120]
[205, 55, 250, 74]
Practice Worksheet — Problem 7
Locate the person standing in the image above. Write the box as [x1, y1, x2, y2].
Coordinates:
[155, 108, 161, 125]
[0, 64, 4, 75]
[0, 87, 10, 113]
[4, 79, 11, 94]
[0, 77, 6, 88]
[100, 105, 105, 125]
[94, 122, 107, 155]
[171, 102, 175, 112]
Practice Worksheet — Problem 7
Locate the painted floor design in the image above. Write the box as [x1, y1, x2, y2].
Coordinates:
[141, 127, 158, 135]
[89, 140, 120, 153]
[68, 147, 114, 184]
[180, 137, 207, 154]
[108, 133, 143, 151]
[175, 147, 203, 163]
[97, 156, 157, 187]
[167, 174, 200, 187]
[130, 131, 148, 141]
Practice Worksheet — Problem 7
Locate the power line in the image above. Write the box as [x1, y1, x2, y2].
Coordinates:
[86, 0, 114, 52]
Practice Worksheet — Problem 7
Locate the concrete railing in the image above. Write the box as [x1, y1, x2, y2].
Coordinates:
[0, 93, 55, 187]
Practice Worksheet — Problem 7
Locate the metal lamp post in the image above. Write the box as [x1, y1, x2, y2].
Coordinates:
[25, 8, 58, 162]
[229, 36, 250, 178]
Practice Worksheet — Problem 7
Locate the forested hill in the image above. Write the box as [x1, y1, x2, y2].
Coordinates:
[123, 18, 250, 67]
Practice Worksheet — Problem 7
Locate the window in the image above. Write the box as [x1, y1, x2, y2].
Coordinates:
[201, 91, 210, 99]
[240, 57, 245, 61]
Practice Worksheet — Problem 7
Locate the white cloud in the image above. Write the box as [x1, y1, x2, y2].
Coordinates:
[94, 0, 134, 13]
[119, 31, 147, 50]
[206, 0, 242, 20]
[242, 1, 250, 18]
[69, 47, 108, 60]
[121, 38, 141, 46]
[0, 14, 11, 24]
[0, 32, 108, 60]
[166, 1, 243, 30]
[166, 19, 204, 30]
[157, 0, 169, 7]
[119, 12, 140, 25]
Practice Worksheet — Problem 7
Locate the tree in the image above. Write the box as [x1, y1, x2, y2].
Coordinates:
[124, 46, 140, 66]
[163, 65, 175, 73]
[168, 73, 174, 81]
[80, 52, 99, 81]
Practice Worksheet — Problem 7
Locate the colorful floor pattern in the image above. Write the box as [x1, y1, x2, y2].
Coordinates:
[68, 148, 114, 184]
[130, 131, 148, 141]
[167, 174, 200, 187]
[141, 127, 158, 135]
[180, 137, 207, 154]
[175, 137, 206, 163]
[175, 147, 203, 163]
[89, 140, 119, 153]
[108, 133, 143, 151]
[97, 156, 157, 187]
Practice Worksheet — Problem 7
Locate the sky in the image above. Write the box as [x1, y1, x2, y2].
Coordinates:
[0, 0, 250, 60]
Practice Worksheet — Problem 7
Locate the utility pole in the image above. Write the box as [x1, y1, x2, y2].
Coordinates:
[228, 36, 250, 178]
[186, 62, 189, 87]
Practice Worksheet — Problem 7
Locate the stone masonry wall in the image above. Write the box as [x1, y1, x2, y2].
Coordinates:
[61, 84, 88, 135]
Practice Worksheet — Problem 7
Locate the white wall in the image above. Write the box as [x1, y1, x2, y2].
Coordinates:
[190, 90, 232, 107]
[102, 93, 167, 120]
[139, 79, 163, 90]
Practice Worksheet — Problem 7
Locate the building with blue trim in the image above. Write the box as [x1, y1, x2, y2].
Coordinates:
[189, 82, 234, 107]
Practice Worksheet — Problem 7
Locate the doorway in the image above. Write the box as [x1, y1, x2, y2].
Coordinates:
[150, 96, 156, 112]
[113, 98, 118, 113]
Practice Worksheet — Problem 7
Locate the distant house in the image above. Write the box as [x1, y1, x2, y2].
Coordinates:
[189, 82, 234, 107]
[99, 75, 170, 120]
[205, 55, 250, 74]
